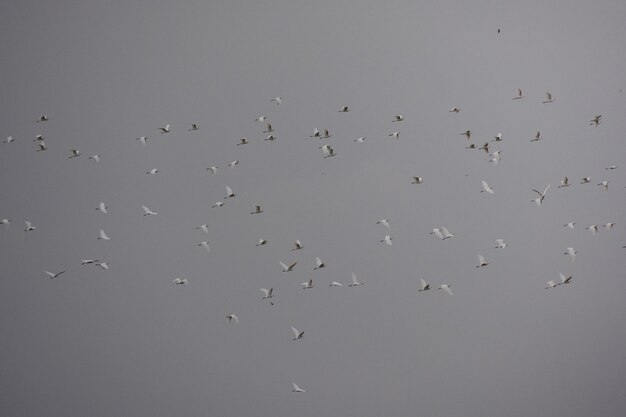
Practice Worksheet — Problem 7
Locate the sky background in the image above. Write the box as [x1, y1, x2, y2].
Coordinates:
[1, 1, 626, 416]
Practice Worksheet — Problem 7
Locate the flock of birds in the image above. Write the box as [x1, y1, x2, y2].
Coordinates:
[2, 84, 623, 394]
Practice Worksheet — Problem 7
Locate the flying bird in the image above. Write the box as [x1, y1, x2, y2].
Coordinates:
[353, 136, 366, 143]
[280, 261, 297, 272]
[301, 279, 314, 289]
[146, 168, 159, 175]
[512, 88, 525, 100]
[188, 123, 199, 131]
[97, 202, 108, 214]
[263, 123, 274, 133]
[461, 130, 472, 140]
[589, 115, 601, 127]
[310, 128, 321, 138]
[251, 204, 263, 214]
[89, 154, 100, 162]
[198, 241, 211, 253]
[564, 222, 576, 230]
[37, 115, 49, 122]
[292, 240, 304, 250]
[98, 229, 111, 240]
[389, 131, 400, 139]
[376, 219, 390, 228]
[264, 134, 277, 141]
[142, 205, 157, 216]
[158, 124, 171, 134]
[605, 165, 617, 170]
[542, 92, 555, 103]
[418, 278, 431, 292]
[495, 239, 507, 248]
[597, 181, 609, 190]
[226, 314, 239, 323]
[313, 257, 326, 270]
[173, 278, 188, 285]
[481, 180, 494, 194]
[3, 136, 14, 143]
[411, 176, 424, 184]
[545, 280, 558, 289]
[438, 284, 454, 296]
[81, 259, 100, 265]
[580, 177, 591, 184]
[261, 288, 274, 299]
[441, 227, 455, 239]
[270, 96, 283, 105]
[1, 218, 11, 228]
[338, 106, 350, 112]
[349, 272, 363, 287]
[196, 224, 209, 233]
[564, 247, 577, 263]
[449, 107, 461, 113]
[212, 201, 224, 208]
[530, 131, 542, 142]
[36, 141, 47, 151]
[531, 184, 551, 206]
[603, 222, 615, 230]
[586, 225, 598, 235]
[292, 382, 305, 393]
[24, 221, 36, 231]
[68, 149, 80, 158]
[558, 177, 570, 188]
[255, 116, 268, 122]
[227, 160, 240, 168]
[493, 133, 503, 142]
[392, 114, 405, 122]
[291, 326, 305, 340]
[430, 228, 445, 240]
[559, 273, 573, 285]
[224, 186, 236, 198]
[237, 138, 249, 145]
[45, 270, 66, 279]
[97, 262, 109, 270]
[256, 238, 268, 246]
[322, 129, 332, 139]
[206, 166, 218, 174]
[329, 281, 344, 287]
[476, 254, 489, 267]
[136, 136, 148, 145]
[381, 235, 393, 246]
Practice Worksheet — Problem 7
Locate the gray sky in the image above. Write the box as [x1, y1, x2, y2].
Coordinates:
[2, 1, 626, 416]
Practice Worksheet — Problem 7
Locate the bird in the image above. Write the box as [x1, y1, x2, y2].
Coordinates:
[196, 224, 209, 233]
[256, 238, 268, 246]
[476, 254, 489, 267]
[449, 107, 461, 113]
[3, 136, 14, 143]
[292, 240, 304, 250]
[255, 116, 268, 122]
[1, 218, 11, 228]
[188, 123, 199, 131]
[381, 235, 393, 246]
[280, 261, 297, 272]
[292, 382, 305, 393]
[489, 150, 501, 165]
[564, 247, 577, 263]
[146, 168, 159, 175]
[418, 278, 431, 291]
[542, 92, 555, 103]
[438, 284, 453, 296]
[227, 160, 239, 168]
[389, 131, 400, 139]
[479, 142, 490, 154]
[97, 202, 108, 214]
[98, 229, 111, 240]
[224, 185, 236, 198]
[321, 145, 336, 158]
[97, 262, 109, 270]
[270, 96, 283, 105]
[430, 228, 445, 240]
[226, 314, 239, 323]
[136, 136, 148, 145]
[530, 131, 542, 142]
[353, 136, 366, 143]
[493, 132, 503, 142]
[564, 222, 576, 230]
[24, 221, 36, 231]
[251, 204, 263, 214]
[589, 115, 601, 127]
[411, 176, 424, 184]
[605, 165, 617, 170]
[89, 154, 100, 162]
[261, 288, 273, 299]
[158, 124, 171, 134]
[338, 106, 350, 112]
[329, 281, 344, 287]
[81, 259, 100, 265]
[263, 123, 274, 133]
[198, 241, 211, 253]
[441, 227, 454, 239]
[264, 134, 277, 141]
[313, 257, 326, 270]
[597, 181, 609, 190]
[36, 115, 49, 122]
[465, 144, 476, 150]
[392, 114, 404, 122]
[301, 279, 314, 289]
[545, 280, 558, 289]
[461, 130, 472, 140]
[172, 277, 188, 285]
[142, 205, 157, 216]
[512, 88, 525, 100]
[558, 177, 570, 188]
[349, 272, 363, 287]
[580, 177, 591, 184]
[237, 138, 249, 145]
[291, 326, 305, 340]
[481, 180, 495, 194]
[531, 184, 551, 206]
[559, 273, 573, 285]
[376, 219, 390, 228]
[36, 141, 47, 151]
[206, 166, 218, 174]
[212, 201, 224, 208]
[45, 270, 66, 279]
[310, 128, 321, 138]
[495, 239, 507, 249]
[586, 225, 598, 235]
[603, 222, 615, 230]
[34, 134, 45, 141]
[322, 129, 332, 139]
[68, 149, 80, 158]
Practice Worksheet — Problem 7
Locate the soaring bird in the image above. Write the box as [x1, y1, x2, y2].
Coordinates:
[24, 221, 36, 231]
[376, 219, 390, 228]
[173, 278, 188, 285]
[270, 96, 283, 105]
[292, 383, 306, 393]
[495, 239, 507, 249]
[196, 224, 209, 233]
[97, 202, 108, 214]
[392, 114, 405, 122]
[226, 314, 239, 323]
[438, 284, 454, 296]
[558, 177, 570, 188]
[224, 186, 236, 198]
[142, 205, 157, 216]
[292, 240, 304, 250]
[280, 261, 297, 272]
[313, 257, 326, 270]
[68, 149, 80, 158]
[198, 241, 211, 253]
[188, 123, 199, 131]
[559, 273, 573, 285]
[476, 254, 489, 267]
[418, 278, 431, 292]
[564, 247, 577, 263]
[530, 131, 542, 142]
[542, 92, 555, 103]
[349, 272, 363, 287]
[251, 204, 263, 214]
[301, 279, 314, 289]
[338, 106, 350, 112]
[512, 88, 525, 100]
[589, 115, 601, 127]
[158, 124, 171, 134]
[98, 229, 111, 240]
[481, 180, 495, 194]
[291, 326, 305, 340]
[45, 270, 66, 279]
[381, 235, 393, 246]
[531, 184, 551, 206]
[261, 288, 274, 299]
[389, 131, 400, 139]
[411, 176, 424, 184]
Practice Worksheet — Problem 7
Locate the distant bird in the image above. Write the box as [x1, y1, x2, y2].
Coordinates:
[476, 254, 489, 267]
[212, 201, 224, 208]
[292, 240, 304, 251]
[461, 130, 472, 140]
[465, 144, 476, 150]
[449, 107, 461, 113]
[589, 115, 601, 127]
[196, 224, 209, 233]
[392, 114, 404, 122]
[322, 129, 332, 139]
[3, 136, 14, 143]
[479, 142, 490, 154]
[411, 176, 424, 184]
[158, 124, 171, 134]
[224, 185, 236, 198]
[251, 204, 263, 214]
[376, 219, 390, 228]
[136, 136, 148, 145]
[310, 128, 321, 138]
[263, 123, 275, 133]
[264, 134, 277, 141]
[89, 154, 100, 162]
[261, 288, 274, 299]
[198, 241, 211, 253]
[349, 272, 363, 287]
[597, 181, 609, 190]
[389, 131, 400, 139]
[430, 228, 445, 240]
[36, 141, 47, 151]
[81, 259, 100, 265]
[37, 115, 49, 122]
[292, 382, 305, 393]
[256, 238, 268, 246]
[142, 205, 157, 216]
[530, 131, 542, 142]
[280, 261, 297, 272]
[313, 257, 326, 270]
[338, 106, 350, 112]
[291, 326, 305, 340]
[206, 166, 218, 174]
[1, 218, 11, 228]
[188, 123, 199, 131]
[493, 132, 503, 142]
[97, 202, 108, 214]
[418, 278, 431, 292]
[586, 225, 598, 235]
[545, 280, 558, 289]
[381, 235, 393, 246]
[441, 227, 455, 239]
[564, 247, 577, 263]
[438, 284, 454, 296]
[558, 177, 570, 188]
[237, 138, 249, 145]
[68, 149, 80, 158]
[605, 165, 617, 170]
[98, 229, 111, 240]
[542, 92, 555, 103]
[321, 145, 336, 158]
[172, 278, 188, 285]
[34, 134, 45, 141]
[512, 88, 525, 100]
[227, 160, 240, 168]
[270, 96, 283, 105]
[255, 116, 268, 122]
[495, 239, 507, 249]
[603, 222, 615, 230]
[226, 314, 239, 323]
[531, 184, 551, 206]
[329, 281, 344, 287]
[97, 262, 109, 270]
[559, 273, 572, 285]
[301, 279, 314, 289]
[564, 222, 576, 230]
[489, 150, 501, 165]
[45, 270, 66, 279]
[481, 180, 495, 194]
[24, 221, 36, 231]
[146, 168, 159, 175]
[354, 136, 366, 143]
[580, 177, 591, 184]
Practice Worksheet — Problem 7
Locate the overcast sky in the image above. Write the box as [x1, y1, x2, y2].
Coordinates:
[1, 1, 626, 416]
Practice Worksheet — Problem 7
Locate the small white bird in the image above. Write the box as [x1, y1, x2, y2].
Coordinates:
[418, 278, 431, 292]
[270, 96, 283, 105]
[559, 273, 572, 285]
[81, 259, 100, 265]
[146, 168, 159, 175]
[89, 154, 100, 162]
[224, 185, 236, 198]
[1, 218, 11, 228]
[564, 247, 577, 263]
[381, 235, 393, 246]
[212, 201, 224, 208]
[136, 136, 148, 145]
[24, 221, 36, 231]
[512, 88, 525, 100]
[251, 204, 263, 214]
[98, 229, 111, 240]
[264, 134, 277, 141]
[476, 254, 489, 267]
[36, 141, 47, 151]
[441, 227, 454, 239]
[291, 326, 305, 340]
[237, 138, 249, 146]
[263, 123, 275, 133]
[292, 382, 305, 393]
[438, 284, 453, 296]
[301, 279, 314, 289]
[531, 184, 551, 206]
[173, 277, 188, 285]
[188, 123, 199, 131]
[256, 238, 268, 246]
[310, 128, 321, 138]
[493, 132, 503, 142]
[97, 202, 108, 214]
[292, 240, 304, 251]
[392, 114, 404, 122]
[580, 177, 591, 184]
[255, 116, 268, 122]
[597, 181, 609, 190]
[495, 239, 507, 249]
[261, 288, 274, 299]
[411, 176, 424, 184]
[158, 124, 171, 134]
[376, 219, 390, 228]
[564, 222, 576, 230]
[329, 281, 344, 287]
[338, 106, 350, 112]
[605, 165, 617, 170]
[321, 145, 336, 158]
[206, 166, 218, 174]
[389, 131, 400, 139]
[4, 136, 14, 143]
[545, 280, 558, 289]
[37, 115, 49, 122]
[542, 92, 555, 104]
[322, 129, 332, 139]
[142, 205, 157, 216]
[489, 151, 501, 165]
[530, 131, 542, 142]
[603, 222, 615, 230]
[280, 261, 297, 272]
[226, 314, 239, 323]
[198, 241, 211, 253]
[227, 160, 240, 168]
[349, 272, 363, 287]
[313, 257, 326, 270]
[586, 225, 598, 235]
[449, 107, 461, 113]
[481, 180, 495, 194]
[45, 270, 66, 279]
[589, 115, 601, 127]
[34, 134, 45, 141]
[353, 136, 366, 143]
[67, 149, 80, 158]
[96, 262, 109, 270]
[430, 228, 445, 240]
[558, 177, 570, 188]
[196, 224, 209, 233]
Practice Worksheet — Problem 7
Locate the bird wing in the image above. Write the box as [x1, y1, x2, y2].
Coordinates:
[351, 273, 358, 285]
[225, 185, 233, 195]
[420, 278, 428, 290]
[288, 262, 297, 270]
[442, 286, 454, 296]
[291, 327, 300, 337]
[280, 261, 288, 271]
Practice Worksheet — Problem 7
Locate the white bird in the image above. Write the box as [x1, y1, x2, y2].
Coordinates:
[146, 168, 159, 175]
[224, 186, 236, 198]
[603, 222, 615, 230]
[438, 284, 453, 296]
[586, 225, 598, 235]
[313, 257, 326, 270]
[173, 277, 188, 285]
[442, 227, 455, 239]
[564, 247, 577, 263]
[321, 144, 336, 158]
[188, 123, 199, 131]
[237, 138, 249, 145]
[310, 128, 321, 138]
[338, 106, 350, 112]
[136, 136, 148, 145]
[89, 154, 100, 162]
[292, 240, 304, 251]
[198, 241, 211, 253]
[512, 88, 525, 100]
[322, 129, 332, 139]
[329, 281, 344, 287]
[381, 235, 393, 246]
[476, 254, 489, 267]
[24, 221, 36, 231]
[1, 218, 11, 228]
[349, 272, 363, 287]
[493, 132, 503, 142]
[495, 239, 507, 248]
[263, 123, 275, 133]
[81, 259, 99, 265]
[227, 160, 239, 168]
[430, 228, 445, 240]
[4, 136, 14, 143]
[196, 224, 209, 233]
[589, 115, 601, 127]
[255, 116, 268, 122]
[558, 177, 570, 188]
[292, 382, 305, 393]
[142, 205, 157, 216]
[291, 326, 305, 340]
[261, 288, 274, 299]
[530, 131, 542, 142]
[481, 180, 494, 194]
[37, 115, 49, 122]
[559, 273, 572, 285]
[418, 278, 431, 292]
[68, 149, 80, 158]
[376, 219, 390, 228]
[301, 279, 314, 289]
[411, 176, 424, 184]
[597, 181, 609, 190]
[353, 136, 366, 143]
[45, 270, 66, 279]
[264, 134, 277, 141]
[531, 184, 551, 206]
[226, 314, 239, 323]
[542, 92, 555, 103]
[605, 165, 617, 170]
[389, 131, 400, 139]
[97, 202, 108, 214]
[449, 107, 461, 113]
[251, 204, 263, 214]
[158, 124, 171, 134]
[270, 96, 283, 105]
[206, 166, 218, 174]
[392, 114, 404, 122]
[564, 222, 576, 230]
[545, 280, 557, 289]
[212, 201, 224, 208]
[580, 177, 591, 184]
[489, 150, 501, 165]
[36, 141, 47, 151]
[98, 229, 111, 240]
[34, 134, 45, 141]
[280, 261, 297, 272]
[256, 238, 268, 246]
[97, 262, 109, 270]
